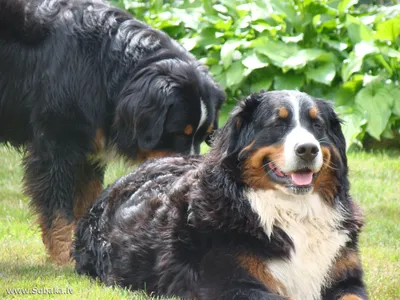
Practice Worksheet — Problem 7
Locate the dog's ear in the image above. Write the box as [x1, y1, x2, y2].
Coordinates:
[316, 99, 347, 156]
[115, 74, 173, 150]
[211, 93, 262, 161]
[316, 98, 348, 183]
[203, 74, 226, 146]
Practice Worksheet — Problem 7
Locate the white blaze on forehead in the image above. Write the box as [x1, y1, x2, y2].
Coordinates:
[288, 92, 301, 126]
[281, 92, 323, 173]
[190, 99, 208, 155]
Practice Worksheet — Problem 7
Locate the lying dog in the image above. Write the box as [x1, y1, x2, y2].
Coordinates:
[73, 90, 367, 300]
[0, 0, 225, 264]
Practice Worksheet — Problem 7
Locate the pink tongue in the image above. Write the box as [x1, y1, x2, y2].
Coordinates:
[290, 171, 313, 186]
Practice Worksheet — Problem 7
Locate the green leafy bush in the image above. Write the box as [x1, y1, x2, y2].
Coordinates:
[111, 0, 400, 149]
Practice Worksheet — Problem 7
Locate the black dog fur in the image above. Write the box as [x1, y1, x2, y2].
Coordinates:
[0, 0, 225, 264]
[73, 91, 367, 300]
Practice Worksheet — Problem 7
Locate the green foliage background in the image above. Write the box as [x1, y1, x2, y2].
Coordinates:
[111, 0, 400, 149]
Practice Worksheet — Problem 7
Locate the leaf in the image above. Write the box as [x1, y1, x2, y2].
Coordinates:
[306, 62, 336, 85]
[322, 38, 348, 51]
[346, 15, 374, 44]
[335, 75, 363, 106]
[378, 46, 400, 59]
[340, 111, 364, 150]
[252, 38, 299, 68]
[181, 38, 197, 51]
[250, 75, 273, 93]
[386, 84, 400, 117]
[341, 41, 378, 82]
[313, 14, 341, 32]
[242, 53, 269, 76]
[270, 0, 302, 29]
[375, 15, 400, 42]
[220, 40, 242, 69]
[355, 84, 394, 140]
[226, 61, 245, 86]
[282, 49, 330, 71]
[210, 65, 223, 76]
[281, 34, 304, 43]
[354, 41, 379, 57]
[341, 55, 363, 82]
[274, 73, 305, 90]
[338, 0, 358, 15]
[195, 27, 218, 48]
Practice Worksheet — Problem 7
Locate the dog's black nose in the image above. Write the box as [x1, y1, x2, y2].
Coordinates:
[295, 143, 319, 163]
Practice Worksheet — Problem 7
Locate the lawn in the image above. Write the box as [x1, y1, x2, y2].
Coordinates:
[0, 140, 399, 299]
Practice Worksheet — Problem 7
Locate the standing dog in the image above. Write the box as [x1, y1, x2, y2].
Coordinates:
[74, 91, 367, 300]
[0, 0, 225, 264]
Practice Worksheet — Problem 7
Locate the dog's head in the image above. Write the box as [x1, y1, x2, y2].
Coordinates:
[209, 90, 347, 199]
[113, 59, 225, 159]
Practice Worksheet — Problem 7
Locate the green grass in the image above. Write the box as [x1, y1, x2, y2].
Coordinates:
[0, 144, 399, 299]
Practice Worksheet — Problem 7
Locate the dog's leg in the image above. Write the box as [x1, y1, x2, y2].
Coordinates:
[23, 146, 83, 265]
[196, 250, 294, 300]
[322, 248, 367, 300]
[73, 160, 105, 221]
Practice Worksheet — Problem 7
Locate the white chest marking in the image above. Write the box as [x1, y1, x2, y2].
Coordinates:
[245, 189, 349, 300]
[190, 99, 208, 155]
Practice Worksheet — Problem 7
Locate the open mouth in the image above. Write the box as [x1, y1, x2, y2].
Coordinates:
[266, 161, 318, 194]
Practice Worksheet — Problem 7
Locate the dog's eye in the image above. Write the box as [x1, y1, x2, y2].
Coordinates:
[273, 120, 288, 128]
[313, 122, 323, 130]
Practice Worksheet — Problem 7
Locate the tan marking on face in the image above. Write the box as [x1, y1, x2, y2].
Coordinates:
[314, 145, 337, 204]
[309, 107, 318, 119]
[243, 145, 284, 190]
[278, 107, 289, 119]
[207, 124, 214, 134]
[237, 254, 287, 296]
[184, 124, 193, 135]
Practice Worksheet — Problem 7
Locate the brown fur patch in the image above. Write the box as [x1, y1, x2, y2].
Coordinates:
[137, 150, 174, 161]
[93, 128, 105, 152]
[309, 107, 318, 119]
[243, 145, 284, 190]
[184, 124, 193, 135]
[236, 119, 242, 129]
[339, 295, 363, 300]
[73, 178, 103, 220]
[330, 249, 362, 282]
[278, 107, 289, 119]
[39, 214, 74, 265]
[314, 146, 337, 204]
[238, 254, 287, 296]
[207, 124, 214, 134]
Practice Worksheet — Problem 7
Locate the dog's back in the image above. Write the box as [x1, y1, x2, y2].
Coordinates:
[0, 0, 49, 42]
[73, 156, 202, 287]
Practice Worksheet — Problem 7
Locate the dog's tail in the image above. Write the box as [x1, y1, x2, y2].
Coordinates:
[0, 0, 48, 42]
